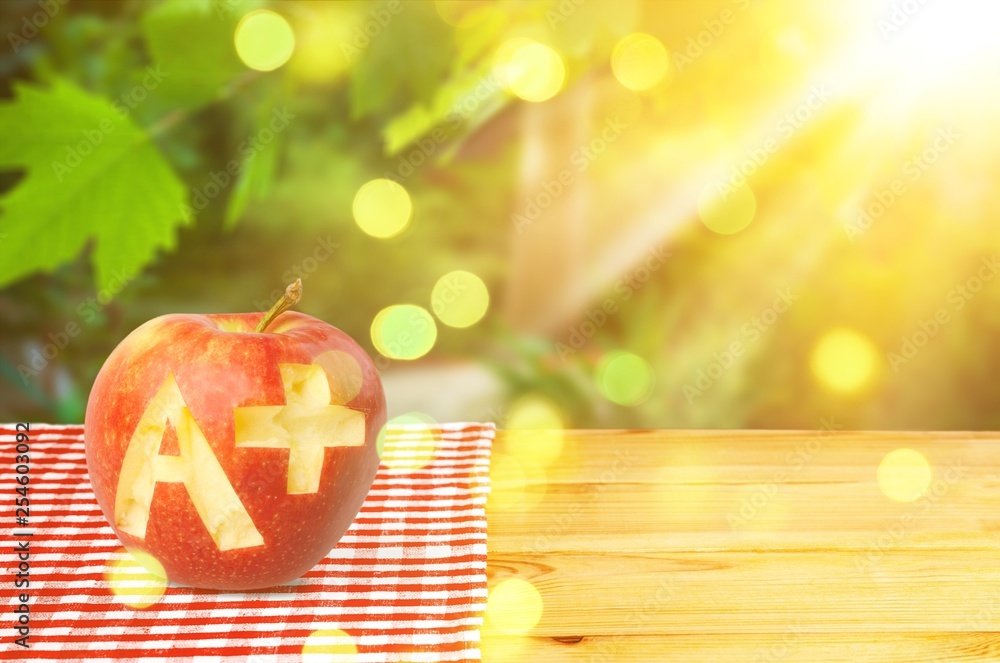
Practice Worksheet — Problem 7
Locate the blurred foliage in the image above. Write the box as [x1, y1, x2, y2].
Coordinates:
[0, 0, 630, 422]
[0, 80, 191, 294]
[2, 0, 1000, 432]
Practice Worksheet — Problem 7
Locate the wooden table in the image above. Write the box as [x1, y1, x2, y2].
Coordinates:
[481, 430, 1000, 662]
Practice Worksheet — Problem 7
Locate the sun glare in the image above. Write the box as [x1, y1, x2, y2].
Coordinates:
[835, 0, 1000, 108]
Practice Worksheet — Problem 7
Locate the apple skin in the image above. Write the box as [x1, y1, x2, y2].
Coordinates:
[84, 311, 385, 590]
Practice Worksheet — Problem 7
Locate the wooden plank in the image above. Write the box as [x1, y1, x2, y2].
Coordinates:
[480, 633, 1000, 663]
[487, 485, 1000, 554]
[484, 430, 1000, 660]
[488, 439, 1000, 554]
[485, 551, 1000, 634]
[496, 429, 1000, 484]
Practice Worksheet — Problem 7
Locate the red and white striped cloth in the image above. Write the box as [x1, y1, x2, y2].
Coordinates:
[0, 423, 494, 662]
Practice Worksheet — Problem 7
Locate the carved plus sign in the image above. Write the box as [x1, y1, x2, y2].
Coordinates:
[234, 363, 365, 494]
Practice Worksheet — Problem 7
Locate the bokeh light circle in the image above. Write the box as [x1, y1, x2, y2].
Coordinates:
[378, 412, 440, 472]
[493, 37, 534, 87]
[302, 628, 358, 663]
[431, 270, 490, 328]
[612, 33, 670, 91]
[105, 550, 168, 609]
[235, 10, 295, 72]
[597, 351, 655, 406]
[504, 394, 566, 468]
[487, 578, 544, 635]
[698, 181, 757, 234]
[353, 179, 413, 239]
[489, 452, 546, 512]
[288, 5, 359, 83]
[503, 41, 566, 102]
[878, 448, 932, 502]
[314, 350, 363, 403]
[506, 394, 564, 430]
[811, 328, 880, 394]
[436, 0, 492, 26]
[371, 305, 437, 360]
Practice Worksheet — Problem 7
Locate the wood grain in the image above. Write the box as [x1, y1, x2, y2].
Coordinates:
[483, 430, 1000, 662]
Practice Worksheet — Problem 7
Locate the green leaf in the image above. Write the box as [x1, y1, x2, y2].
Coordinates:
[0, 80, 190, 294]
[223, 84, 289, 229]
[349, 2, 454, 120]
[224, 124, 281, 229]
[141, 0, 256, 110]
[382, 61, 507, 156]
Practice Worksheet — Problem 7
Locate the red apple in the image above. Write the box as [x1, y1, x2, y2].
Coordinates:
[84, 281, 386, 590]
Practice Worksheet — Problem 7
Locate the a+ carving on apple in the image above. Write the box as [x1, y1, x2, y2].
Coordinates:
[234, 362, 366, 495]
[85, 280, 386, 590]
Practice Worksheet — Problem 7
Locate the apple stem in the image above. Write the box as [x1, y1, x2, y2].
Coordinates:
[255, 279, 303, 333]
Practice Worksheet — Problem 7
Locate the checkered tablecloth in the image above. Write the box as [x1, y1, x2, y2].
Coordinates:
[1, 423, 494, 662]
